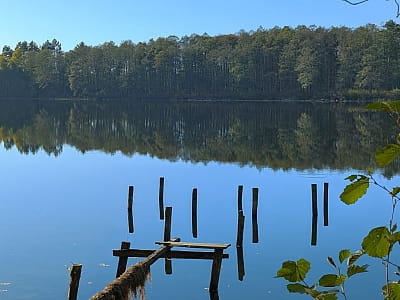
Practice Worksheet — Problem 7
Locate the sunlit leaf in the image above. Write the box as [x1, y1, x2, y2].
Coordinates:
[347, 264, 369, 278]
[339, 249, 351, 264]
[376, 144, 400, 167]
[318, 274, 346, 287]
[276, 259, 310, 282]
[362, 227, 391, 258]
[287, 283, 308, 294]
[392, 188, 400, 197]
[366, 101, 400, 114]
[382, 282, 400, 300]
[319, 294, 338, 300]
[347, 250, 364, 266]
[389, 231, 400, 243]
[340, 177, 369, 205]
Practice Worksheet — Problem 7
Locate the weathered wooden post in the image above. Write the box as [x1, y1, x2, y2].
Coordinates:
[324, 182, 329, 226]
[311, 215, 318, 246]
[164, 206, 173, 274]
[236, 246, 245, 281]
[236, 212, 245, 247]
[116, 241, 131, 278]
[311, 184, 318, 218]
[192, 188, 198, 238]
[209, 249, 224, 292]
[128, 186, 134, 233]
[237, 185, 243, 213]
[68, 264, 82, 300]
[252, 188, 259, 243]
[159, 177, 165, 220]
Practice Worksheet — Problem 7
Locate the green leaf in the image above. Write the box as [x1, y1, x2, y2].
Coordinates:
[345, 175, 358, 182]
[339, 249, 351, 264]
[376, 144, 400, 167]
[362, 227, 391, 258]
[318, 274, 346, 287]
[391, 224, 398, 233]
[287, 283, 308, 294]
[347, 250, 364, 266]
[382, 282, 400, 300]
[392, 188, 400, 197]
[340, 177, 369, 205]
[366, 100, 400, 114]
[389, 231, 400, 243]
[319, 294, 338, 300]
[347, 264, 369, 278]
[276, 259, 310, 282]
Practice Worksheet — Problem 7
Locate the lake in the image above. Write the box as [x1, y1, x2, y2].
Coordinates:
[0, 99, 398, 299]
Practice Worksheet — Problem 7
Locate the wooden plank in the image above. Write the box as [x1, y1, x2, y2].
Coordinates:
[127, 186, 134, 233]
[159, 177, 165, 220]
[142, 238, 180, 266]
[113, 249, 229, 259]
[155, 241, 230, 249]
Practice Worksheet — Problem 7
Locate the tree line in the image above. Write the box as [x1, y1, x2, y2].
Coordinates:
[1, 21, 400, 100]
[0, 100, 397, 176]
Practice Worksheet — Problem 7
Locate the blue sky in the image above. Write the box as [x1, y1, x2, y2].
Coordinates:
[0, 0, 397, 51]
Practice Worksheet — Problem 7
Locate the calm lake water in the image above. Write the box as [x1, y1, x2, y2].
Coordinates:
[0, 100, 398, 299]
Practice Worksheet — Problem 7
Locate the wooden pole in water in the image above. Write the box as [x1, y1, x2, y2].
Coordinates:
[68, 264, 82, 300]
[209, 249, 224, 292]
[311, 215, 318, 246]
[236, 212, 245, 247]
[311, 184, 318, 218]
[164, 206, 173, 274]
[236, 246, 245, 281]
[324, 182, 329, 226]
[159, 177, 165, 220]
[192, 188, 198, 238]
[252, 188, 259, 243]
[116, 241, 131, 278]
[237, 185, 243, 213]
[127, 186, 134, 233]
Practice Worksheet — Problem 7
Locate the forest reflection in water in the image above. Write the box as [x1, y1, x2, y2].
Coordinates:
[0, 99, 397, 175]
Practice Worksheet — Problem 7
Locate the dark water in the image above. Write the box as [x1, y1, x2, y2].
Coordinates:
[0, 100, 397, 299]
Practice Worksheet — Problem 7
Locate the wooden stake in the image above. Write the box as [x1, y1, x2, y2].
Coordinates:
[237, 185, 243, 213]
[311, 215, 318, 246]
[192, 188, 198, 238]
[116, 241, 131, 278]
[236, 246, 245, 281]
[164, 206, 172, 274]
[128, 186, 134, 233]
[252, 188, 259, 243]
[324, 182, 329, 226]
[236, 212, 245, 247]
[68, 264, 82, 300]
[159, 177, 165, 220]
[311, 184, 318, 217]
[209, 249, 224, 292]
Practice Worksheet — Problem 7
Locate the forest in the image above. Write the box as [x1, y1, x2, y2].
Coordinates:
[0, 100, 398, 176]
[1, 21, 400, 100]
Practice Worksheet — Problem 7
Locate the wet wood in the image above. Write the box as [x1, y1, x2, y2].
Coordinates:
[237, 185, 243, 213]
[236, 246, 245, 281]
[155, 241, 231, 249]
[116, 241, 131, 278]
[324, 182, 329, 226]
[252, 188, 259, 243]
[68, 264, 82, 300]
[311, 215, 318, 246]
[163, 206, 173, 274]
[192, 188, 198, 238]
[209, 249, 223, 292]
[159, 177, 165, 220]
[128, 186, 134, 233]
[236, 212, 245, 247]
[113, 249, 229, 259]
[312, 184, 318, 217]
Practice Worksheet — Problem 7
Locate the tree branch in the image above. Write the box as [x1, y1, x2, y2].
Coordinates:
[342, 0, 369, 5]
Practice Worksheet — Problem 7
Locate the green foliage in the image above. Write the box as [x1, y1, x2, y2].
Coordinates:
[276, 259, 311, 282]
[361, 227, 391, 258]
[340, 175, 369, 205]
[375, 144, 400, 167]
[338, 250, 351, 264]
[346, 264, 369, 278]
[318, 274, 346, 287]
[382, 283, 400, 300]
